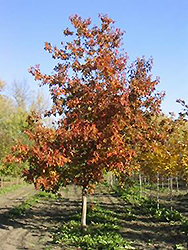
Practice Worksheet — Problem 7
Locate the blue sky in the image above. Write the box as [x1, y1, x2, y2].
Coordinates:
[1, 0, 188, 115]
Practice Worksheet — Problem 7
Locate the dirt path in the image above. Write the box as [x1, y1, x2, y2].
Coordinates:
[0, 185, 38, 250]
[90, 186, 188, 250]
[0, 184, 36, 209]
[0, 185, 82, 250]
[0, 184, 187, 249]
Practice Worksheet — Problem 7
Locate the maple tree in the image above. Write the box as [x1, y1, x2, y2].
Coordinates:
[9, 14, 164, 229]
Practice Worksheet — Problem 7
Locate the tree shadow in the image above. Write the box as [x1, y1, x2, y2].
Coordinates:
[0, 185, 187, 249]
[0, 194, 81, 249]
[90, 186, 188, 249]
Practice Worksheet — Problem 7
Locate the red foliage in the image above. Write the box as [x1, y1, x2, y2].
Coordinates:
[10, 15, 164, 192]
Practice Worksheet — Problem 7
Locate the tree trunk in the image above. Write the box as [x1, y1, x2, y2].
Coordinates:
[0, 177, 3, 188]
[148, 177, 152, 199]
[161, 176, 164, 189]
[139, 173, 142, 198]
[81, 187, 87, 230]
[109, 172, 113, 187]
[156, 172, 160, 210]
[168, 177, 170, 190]
[176, 176, 179, 192]
[170, 176, 173, 211]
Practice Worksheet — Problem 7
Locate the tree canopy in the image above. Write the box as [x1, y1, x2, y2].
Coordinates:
[8, 14, 165, 228]
[21, 14, 164, 191]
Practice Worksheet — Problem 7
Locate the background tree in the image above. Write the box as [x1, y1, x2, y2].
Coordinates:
[137, 114, 188, 183]
[0, 79, 5, 92]
[30, 89, 51, 116]
[0, 81, 28, 177]
[0, 80, 51, 178]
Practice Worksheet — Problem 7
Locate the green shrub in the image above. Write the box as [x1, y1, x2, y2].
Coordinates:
[54, 220, 134, 250]
[180, 219, 188, 235]
[53, 205, 134, 249]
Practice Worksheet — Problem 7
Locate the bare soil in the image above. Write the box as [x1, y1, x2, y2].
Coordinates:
[0, 184, 187, 249]
[91, 186, 188, 249]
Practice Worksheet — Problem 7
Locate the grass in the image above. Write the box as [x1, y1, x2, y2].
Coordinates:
[0, 182, 27, 195]
[53, 204, 135, 250]
[113, 183, 183, 220]
[113, 183, 188, 243]
[9, 190, 58, 217]
[7, 186, 135, 249]
[6, 182, 188, 249]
